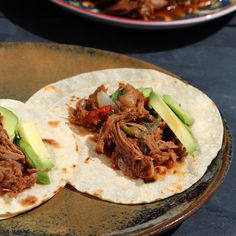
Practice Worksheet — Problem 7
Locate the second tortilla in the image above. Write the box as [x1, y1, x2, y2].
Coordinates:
[26, 69, 223, 204]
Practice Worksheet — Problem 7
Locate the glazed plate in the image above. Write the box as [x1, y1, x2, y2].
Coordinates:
[49, 0, 236, 29]
[0, 42, 232, 235]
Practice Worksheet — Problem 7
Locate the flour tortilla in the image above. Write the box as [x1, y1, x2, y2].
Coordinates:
[0, 99, 78, 219]
[26, 69, 224, 204]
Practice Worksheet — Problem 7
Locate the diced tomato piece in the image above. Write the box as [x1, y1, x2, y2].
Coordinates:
[83, 105, 113, 126]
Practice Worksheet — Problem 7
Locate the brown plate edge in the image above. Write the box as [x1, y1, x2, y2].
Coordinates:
[0, 41, 180, 79]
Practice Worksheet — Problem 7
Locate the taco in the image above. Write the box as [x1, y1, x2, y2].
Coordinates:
[0, 99, 78, 219]
[26, 69, 223, 204]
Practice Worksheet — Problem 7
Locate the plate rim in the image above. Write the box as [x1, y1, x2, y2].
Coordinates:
[49, 0, 236, 28]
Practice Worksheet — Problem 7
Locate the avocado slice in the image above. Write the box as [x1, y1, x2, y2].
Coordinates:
[149, 91, 196, 154]
[0, 106, 18, 141]
[16, 139, 51, 184]
[17, 121, 54, 184]
[162, 95, 193, 126]
[138, 87, 153, 98]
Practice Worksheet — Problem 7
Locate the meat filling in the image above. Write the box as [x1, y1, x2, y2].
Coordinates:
[69, 83, 188, 181]
[0, 115, 36, 196]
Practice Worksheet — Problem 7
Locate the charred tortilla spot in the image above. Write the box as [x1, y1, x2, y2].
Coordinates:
[71, 134, 80, 152]
[72, 164, 77, 168]
[42, 138, 61, 148]
[75, 141, 79, 152]
[93, 189, 104, 198]
[62, 168, 67, 173]
[43, 85, 57, 91]
[20, 196, 37, 206]
[84, 157, 92, 164]
[48, 120, 60, 127]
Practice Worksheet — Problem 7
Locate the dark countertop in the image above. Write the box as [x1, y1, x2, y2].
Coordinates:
[0, 0, 235, 235]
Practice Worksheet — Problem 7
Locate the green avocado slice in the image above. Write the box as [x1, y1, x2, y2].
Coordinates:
[17, 121, 54, 184]
[162, 95, 193, 126]
[149, 91, 196, 154]
[0, 106, 18, 141]
[138, 87, 153, 98]
[16, 139, 51, 184]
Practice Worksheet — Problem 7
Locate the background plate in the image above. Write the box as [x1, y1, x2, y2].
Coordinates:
[49, 0, 236, 29]
[0, 42, 232, 235]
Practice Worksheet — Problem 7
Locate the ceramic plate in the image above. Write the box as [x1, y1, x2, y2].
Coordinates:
[0, 42, 232, 235]
[49, 0, 236, 29]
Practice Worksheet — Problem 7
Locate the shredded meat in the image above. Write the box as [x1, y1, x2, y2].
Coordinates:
[69, 83, 188, 181]
[0, 120, 36, 196]
[112, 122, 156, 179]
[116, 83, 154, 121]
[0, 160, 36, 197]
[96, 113, 127, 153]
[0, 126, 25, 163]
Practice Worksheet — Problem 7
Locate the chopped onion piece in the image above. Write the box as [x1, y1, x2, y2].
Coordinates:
[97, 91, 119, 111]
